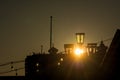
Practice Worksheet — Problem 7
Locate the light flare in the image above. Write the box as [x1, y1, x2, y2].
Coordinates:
[74, 48, 84, 56]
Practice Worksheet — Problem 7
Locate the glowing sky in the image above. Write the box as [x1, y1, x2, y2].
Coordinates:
[0, 0, 120, 76]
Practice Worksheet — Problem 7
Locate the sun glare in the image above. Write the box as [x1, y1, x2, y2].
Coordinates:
[74, 48, 84, 56]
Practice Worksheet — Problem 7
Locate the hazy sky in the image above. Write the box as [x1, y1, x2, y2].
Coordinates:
[0, 0, 120, 76]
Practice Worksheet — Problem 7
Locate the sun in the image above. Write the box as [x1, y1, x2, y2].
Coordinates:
[74, 48, 84, 56]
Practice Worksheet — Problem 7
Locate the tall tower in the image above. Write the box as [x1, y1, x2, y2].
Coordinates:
[50, 16, 53, 49]
[48, 16, 58, 54]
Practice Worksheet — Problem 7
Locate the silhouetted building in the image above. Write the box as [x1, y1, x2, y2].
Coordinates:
[48, 47, 58, 54]
[97, 41, 108, 54]
[25, 41, 108, 80]
[98, 29, 120, 80]
[64, 44, 74, 54]
[25, 52, 85, 80]
[87, 43, 98, 55]
[83, 41, 107, 79]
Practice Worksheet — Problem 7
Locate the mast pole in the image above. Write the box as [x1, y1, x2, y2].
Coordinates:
[50, 16, 52, 49]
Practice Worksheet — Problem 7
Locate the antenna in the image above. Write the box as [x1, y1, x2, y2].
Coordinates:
[41, 45, 43, 54]
[50, 16, 53, 49]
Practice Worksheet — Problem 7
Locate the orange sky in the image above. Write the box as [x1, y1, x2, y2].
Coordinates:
[0, 0, 120, 76]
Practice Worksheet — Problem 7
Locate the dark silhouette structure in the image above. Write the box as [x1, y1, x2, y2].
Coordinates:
[25, 41, 108, 80]
[25, 53, 85, 80]
[98, 29, 120, 80]
[0, 76, 25, 80]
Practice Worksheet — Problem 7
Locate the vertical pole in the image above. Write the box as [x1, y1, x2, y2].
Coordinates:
[15, 69, 18, 76]
[50, 16, 52, 49]
[41, 45, 43, 54]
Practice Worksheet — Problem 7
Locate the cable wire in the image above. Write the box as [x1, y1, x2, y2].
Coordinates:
[0, 60, 24, 67]
[0, 67, 24, 75]
[96, 37, 113, 44]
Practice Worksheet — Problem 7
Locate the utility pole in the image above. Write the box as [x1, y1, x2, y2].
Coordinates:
[50, 16, 53, 49]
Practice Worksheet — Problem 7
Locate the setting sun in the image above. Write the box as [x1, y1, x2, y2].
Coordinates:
[74, 48, 84, 56]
